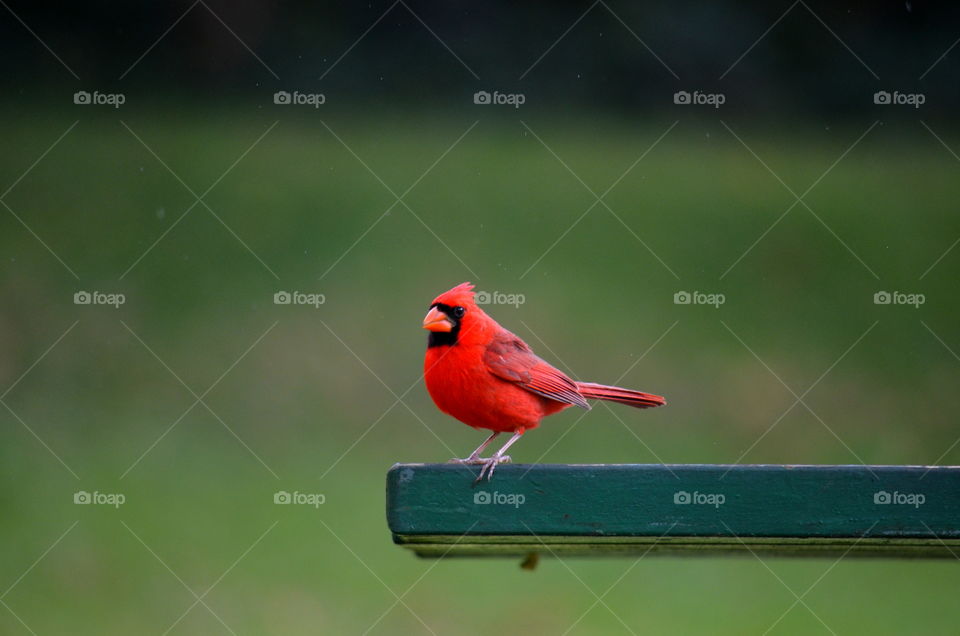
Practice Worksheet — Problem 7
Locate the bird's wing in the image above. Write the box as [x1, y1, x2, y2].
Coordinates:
[483, 331, 590, 409]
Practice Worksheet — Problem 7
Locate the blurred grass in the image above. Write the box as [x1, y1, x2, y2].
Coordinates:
[0, 109, 958, 634]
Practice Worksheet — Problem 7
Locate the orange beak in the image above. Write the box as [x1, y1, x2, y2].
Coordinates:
[422, 306, 454, 332]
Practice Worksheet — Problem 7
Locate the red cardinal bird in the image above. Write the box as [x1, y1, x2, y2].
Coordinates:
[422, 282, 665, 481]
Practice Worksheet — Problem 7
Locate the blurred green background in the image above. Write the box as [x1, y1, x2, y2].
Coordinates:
[1, 110, 957, 634]
[2, 1, 960, 634]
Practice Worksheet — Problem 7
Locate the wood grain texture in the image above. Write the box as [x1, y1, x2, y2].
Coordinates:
[386, 463, 960, 558]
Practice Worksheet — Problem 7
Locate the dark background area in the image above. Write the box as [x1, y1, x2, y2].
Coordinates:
[3, 1, 959, 115]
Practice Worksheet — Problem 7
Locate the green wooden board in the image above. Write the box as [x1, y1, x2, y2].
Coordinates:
[386, 463, 960, 558]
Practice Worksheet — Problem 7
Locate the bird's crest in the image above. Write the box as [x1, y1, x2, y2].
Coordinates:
[431, 282, 475, 307]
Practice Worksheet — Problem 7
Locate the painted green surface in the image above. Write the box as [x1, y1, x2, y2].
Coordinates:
[387, 464, 960, 557]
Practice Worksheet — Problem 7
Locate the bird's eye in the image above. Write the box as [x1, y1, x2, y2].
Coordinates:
[452, 306, 466, 318]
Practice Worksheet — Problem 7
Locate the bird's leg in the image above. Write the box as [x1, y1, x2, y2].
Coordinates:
[476, 429, 524, 482]
[448, 431, 500, 464]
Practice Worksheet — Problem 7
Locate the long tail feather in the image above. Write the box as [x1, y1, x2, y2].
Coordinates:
[576, 382, 666, 409]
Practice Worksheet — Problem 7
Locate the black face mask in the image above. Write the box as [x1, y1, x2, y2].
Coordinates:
[426, 303, 464, 348]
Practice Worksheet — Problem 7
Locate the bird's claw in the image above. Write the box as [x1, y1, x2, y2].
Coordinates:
[448, 457, 487, 464]
[474, 455, 511, 483]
